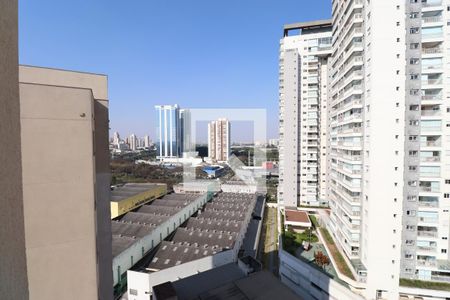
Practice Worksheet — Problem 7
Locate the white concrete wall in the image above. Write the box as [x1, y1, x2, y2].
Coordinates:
[127, 249, 234, 300]
[279, 245, 365, 300]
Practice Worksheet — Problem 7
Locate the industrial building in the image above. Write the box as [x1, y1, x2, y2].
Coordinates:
[150, 257, 301, 300]
[110, 183, 167, 219]
[127, 192, 258, 299]
[112, 192, 213, 295]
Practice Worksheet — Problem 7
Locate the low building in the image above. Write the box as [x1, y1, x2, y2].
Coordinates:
[110, 183, 167, 219]
[150, 257, 301, 300]
[221, 180, 261, 194]
[126, 192, 257, 298]
[284, 210, 311, 231]
[173, 181, 221, 195]
[202, 165, 224, 178]
[112, 192, 212, 295]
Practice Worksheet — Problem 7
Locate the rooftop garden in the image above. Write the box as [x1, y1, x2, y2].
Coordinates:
[318, 227, 355, 280]
[400, 278, 450, 291]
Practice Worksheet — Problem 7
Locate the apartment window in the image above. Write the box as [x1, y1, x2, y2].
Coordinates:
[410, 74, 419, 80]
[410, 43, 419, 49]
[445, 179, 450, 184]
[442, 249, 448, 254]
[444, 193, 449, 198]
[396, 70, 400, 75]
[410, 12, 419, 18]
[397, 38, 400, 42]
[410, 27, 419, 34]
[410, 58, 419, 65]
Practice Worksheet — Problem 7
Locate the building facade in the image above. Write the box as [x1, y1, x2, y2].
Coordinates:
[0, 1, 29, 298]
[208, 118, 231, 162]
[280, 0, 450, 298]
[18, 65, 113, 299]
[129, 133, 138, 151]
[155, 104, 181, 158]
[278, 20, 332, 208]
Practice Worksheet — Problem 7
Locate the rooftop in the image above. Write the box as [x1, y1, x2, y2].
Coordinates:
[171, 228, 237, 250]
[153, 263, 302, 300]
[147, 241, 220, 271]
[111, 183, 165, 203]
[283, 19, 332, 36]
[185, 217, 242, 234]
[285, 210, 311, 224]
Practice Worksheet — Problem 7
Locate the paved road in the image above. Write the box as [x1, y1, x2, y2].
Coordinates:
[266, 207, 278, 274]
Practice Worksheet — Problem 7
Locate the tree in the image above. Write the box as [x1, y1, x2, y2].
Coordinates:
[314, 251, 330, 269]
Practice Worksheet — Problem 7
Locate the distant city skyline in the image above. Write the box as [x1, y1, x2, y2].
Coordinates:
[19, 0, 332, 141]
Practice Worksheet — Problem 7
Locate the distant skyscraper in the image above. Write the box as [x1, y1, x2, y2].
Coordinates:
[113, 131, 120, 146]
[144, 135, 151, 148]
[208, 118, 230, 162]
[180, 109, 192, 153]
[129, 133, 138, 151]
[155, 104, 181, 158]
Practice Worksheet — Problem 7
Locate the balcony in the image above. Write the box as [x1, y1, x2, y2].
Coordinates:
[418, 200, 439, 208]
[422, 0, 442, 8]
[418, 216, 439, 223]
[417, 230, 438, 238]
[421, 95, 442, 101]
[417, 260, 437, 268]
[422, 47, 442, 54]
[422, 16, 443, 24]
[421, 109, 441, 117]
[420, 140, 441, 147]
[419, 185, 440, 193]
[422, 78, 443, 85]
[420, 156, 440, 162]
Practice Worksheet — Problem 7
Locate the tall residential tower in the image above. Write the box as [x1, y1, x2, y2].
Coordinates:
[278, 20, 332, 208]
[208, 118, 231, 162]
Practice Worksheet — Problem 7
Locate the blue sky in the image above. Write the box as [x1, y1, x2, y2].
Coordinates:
[19, 0, 331, 142]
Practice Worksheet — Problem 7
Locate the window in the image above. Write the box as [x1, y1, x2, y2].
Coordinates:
[442, 249, 447, 254]
[410, 27, 419, 34]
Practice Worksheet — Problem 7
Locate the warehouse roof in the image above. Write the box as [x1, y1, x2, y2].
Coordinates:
[111, 221, 155, 238]
[185, 217, 242, 234]
[112, 235, 137, 257]
[120, 212, 170, 226]
[172, 228, 237, 250]
[147, 241, 220, 271]
[111, 183, 165, 203]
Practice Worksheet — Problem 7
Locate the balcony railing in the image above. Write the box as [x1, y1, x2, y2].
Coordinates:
[418, 216, 439, 223]
[418, 200, 439, 207]
[417, 260, 437, 267]
[419, 186, 440, 193]
[417, 231, 438, 238]
[421, 95, 442, 101]
[422, 16, 443, 23]
[420, 156, 440, 162]
[422, 0, 442, 7]
[422, 64, 443, 70]
[421, 110, 441, 116]
[422, 78, 443, 85]
[422, 47, 442, 54]
[420, 141, 441, 147]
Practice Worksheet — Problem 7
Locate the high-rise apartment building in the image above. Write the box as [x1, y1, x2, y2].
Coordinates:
[280, 1, 450, 298]
[208, 118, 231, 162]
[144, 135, 151, 148]
[278, 20, 332, 208]
[113, 131, 120, 146]
[328, 0, 450, 297]
[18, 65, 113, 299]
[155, 104, 181, 158]
[129, 133, 138, 151]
